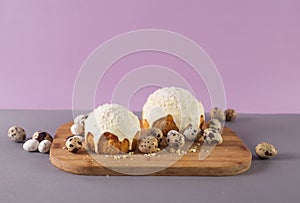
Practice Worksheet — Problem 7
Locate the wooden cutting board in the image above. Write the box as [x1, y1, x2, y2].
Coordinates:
[50, 122, 252, 176]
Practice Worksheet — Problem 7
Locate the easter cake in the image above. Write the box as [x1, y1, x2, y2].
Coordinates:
[142, 87, 205, 134]
[84, 103, 141, 155]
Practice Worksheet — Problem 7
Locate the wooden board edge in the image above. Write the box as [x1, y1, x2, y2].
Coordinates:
[50, 149, 252, 177]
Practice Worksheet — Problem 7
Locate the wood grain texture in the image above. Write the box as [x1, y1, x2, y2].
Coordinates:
[50, 122, 252, 176]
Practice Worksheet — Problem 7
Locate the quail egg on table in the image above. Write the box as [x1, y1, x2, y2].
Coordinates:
[182, 124, 201, 141]
[65, 136, 82, 153]
[138, 136, 159, 154]
[167, 130, 185, 151]
[255, 142, 278, 159]
[210, 107, 225, 122]
[66, 134, 85, 143]
[71, 114, 88, 135]
[148, 127, 163, 143]
[208, 119, 222, 133]
[225, 108, 237, 121]
[8, 125, 26, 142]
[203, 128, 223, 145]
[70, 124, 84, 135]
[23, 139, 39, 152]
[38, 140, 52, 153]
[32, 131, 53, 143]
[74, 114, 88, 126]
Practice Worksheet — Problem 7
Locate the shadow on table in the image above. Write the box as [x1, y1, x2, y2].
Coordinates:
[243, 153, 296, 176]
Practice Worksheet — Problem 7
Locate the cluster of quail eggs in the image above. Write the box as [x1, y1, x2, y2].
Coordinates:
[138, 127, 189, 154]
[204, 107, 238, 144]
[210, 107, 237, 122]
[8, 126, 53, 153]
[138, 124, 202, 154]
[210, 107, 279, 159]
[65, 114, 88, 153]
[203, 119, 223, 145]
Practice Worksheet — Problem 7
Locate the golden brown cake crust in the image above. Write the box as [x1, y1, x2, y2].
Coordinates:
[95, 132, 129, 155]
[86, 131, 140, 154]
[152, 114, 179, 136]
[141, 119, 150, 129]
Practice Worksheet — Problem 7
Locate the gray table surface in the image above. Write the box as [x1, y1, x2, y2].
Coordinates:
[0, 110, 299, 203]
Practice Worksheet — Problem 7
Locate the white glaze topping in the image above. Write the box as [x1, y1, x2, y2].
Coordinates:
[85, 104, 141, 153]
[142, 87, 205, 132]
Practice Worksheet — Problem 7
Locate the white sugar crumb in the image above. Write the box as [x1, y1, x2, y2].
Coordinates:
[94, 104, 128, 130]
[144, 153, 157, 157]
[113, 154, 131, 160]
[113, 155, 122, 160]
[145, 87, 195, 109]
[144, 154, 151, 160]
[106, 175, 109, 177]
[169, 148, 186, 155]
[188, 148, 197, 153]
[144, 153, 158, 160]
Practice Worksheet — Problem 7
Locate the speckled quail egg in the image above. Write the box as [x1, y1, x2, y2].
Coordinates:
[8, 125, 26, 142]
[167, 130, 185, 150]
[225, 108, 237, 121]
[210, 107, 225, 122]
[182, 124, 201, 141]
[65, 136, 82, 153]
[138, 136, 159, 154]
[209, 119, 222, 133]
[74, 114, 88, 126]
[23, 139, 39, 152]
[38, 140, 52, 153]
[71, 114, 88, 135]
[148, 127, 164, 143]
[32, 131, 53, 143]
[66, 134, 85, 143]
[70, 124, 84, 135]
[203, 128, 223, 145]
[255, 142, 278, 159]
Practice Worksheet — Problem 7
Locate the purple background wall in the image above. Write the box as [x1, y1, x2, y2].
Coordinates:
[0, 0, 299, 113]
